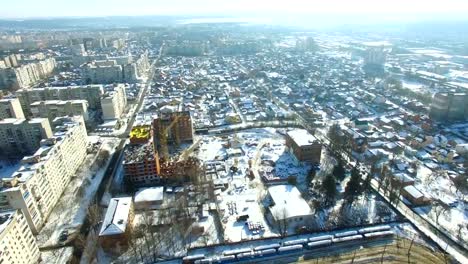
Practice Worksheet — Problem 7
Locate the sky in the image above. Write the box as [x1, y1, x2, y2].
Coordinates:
[1, 0, 468, 20]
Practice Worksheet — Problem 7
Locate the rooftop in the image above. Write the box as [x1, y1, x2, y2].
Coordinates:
[268, 184, 313, 220]
[134, 187, 164, 203]
[99, 197, 132, 236]
[286, 129, 319, 147]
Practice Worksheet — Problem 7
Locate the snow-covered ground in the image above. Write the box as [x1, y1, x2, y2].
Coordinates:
[36, 137, 120, 249]
[194, 128, 313, 243]
[414, 165, 468, 244]
[40, 247, 74, 264]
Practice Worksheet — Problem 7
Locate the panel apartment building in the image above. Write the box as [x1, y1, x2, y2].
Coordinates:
[16, 84, 104, 115]
[0, 118, 52, 157]
[30, 99, 89, 123]
[0, 97, 25, 119]
[0, 116, 87, 234]
[0, 210, 41, 263]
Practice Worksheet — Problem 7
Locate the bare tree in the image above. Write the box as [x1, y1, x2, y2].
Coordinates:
[407, 236, 415, 264]
[274, 208, 289, 238]
[432, 202, 447, 225]
[381, 244, 387, 263]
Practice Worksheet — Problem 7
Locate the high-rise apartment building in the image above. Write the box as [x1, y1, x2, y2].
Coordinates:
[0, 118, 52, 156]
[0, 116, 87, 234]
[0, 58, 56, 90]
[0, 98, 25, 119]
[17, 85, 104, 115]
[30, 100, 89, 123]
[0, 210, 41, 264]
[101, 84, 127, 120]
[430, 92, 468, 122]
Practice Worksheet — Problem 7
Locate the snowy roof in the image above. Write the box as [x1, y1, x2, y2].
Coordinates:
[99, 197, 132, 236]
[403, 186, 424, 200]
[134, 187, 164, 203]
[286, 129, 318, 147]
[269, 185, 313, 220]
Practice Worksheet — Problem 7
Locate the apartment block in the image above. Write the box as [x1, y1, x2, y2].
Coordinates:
[101, 84, 127, 120]
[0, 58, 56, 90]
[30, 99, 89, 123]
[0, 210, 41, 264]
[0, 116, 87, 234]
[17, 85, 104, 115]
[0, 97, 25, 119]
[0, 118, 52, 157]
[430, 92, 468, 122]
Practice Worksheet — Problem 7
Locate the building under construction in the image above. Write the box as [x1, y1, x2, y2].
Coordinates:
[123, 125, 161, 185]
[153, 110, 194, 160]
[153, 110, 193, 144]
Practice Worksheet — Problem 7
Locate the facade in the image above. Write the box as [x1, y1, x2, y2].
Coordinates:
[30, 100, 89, 123]
[0, 97, 25, 119]
[285, 129, 322, 164]
[17, 85, 104, 115]
[153, 111, 193, 144]
[82, 58, 139, 84]
[267, 185, 314, 229]
[0, 116, 87, 234]
[99, 197, 134, 251]
[0, 58, 56, 90]
[0, 210, 41, 264]
[101, 84, 127, 120]
[364, 46, 386, 66]
[123, 126, 160, 186]
[82, 60, 123, 84]
[0, 118, 52, 156]
[430, 92, 468, 122]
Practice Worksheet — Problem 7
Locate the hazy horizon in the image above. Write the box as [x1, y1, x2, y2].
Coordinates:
[2, 0, 468, 22]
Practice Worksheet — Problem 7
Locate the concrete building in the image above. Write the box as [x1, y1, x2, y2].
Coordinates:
[0, 210, 41, 264]
[0, 97, 25, 119]
[430, 92, 468, 122]
[0, 116, 87, 234]
[17, 85, 104, 115]
[0, 58, 56, 90]
[82, 60, 123, 84]
[267, 185, 313, 229]
[153, 111, 193, 144]
[285, 129, 322, 164]
[30, 100, 89, 123]
[0, 118, 52, 157]
[101, 84, 126, 120]
[82, 58, 139, 84]
[123, 125, 160, 186]
[99, 197, 134, 251]
[364, 46, 386, 67]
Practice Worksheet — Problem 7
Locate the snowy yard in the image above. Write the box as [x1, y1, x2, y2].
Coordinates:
[194, 128, 314, 243]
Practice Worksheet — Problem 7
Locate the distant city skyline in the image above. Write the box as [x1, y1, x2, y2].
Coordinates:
[2, 0, 468, 20]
